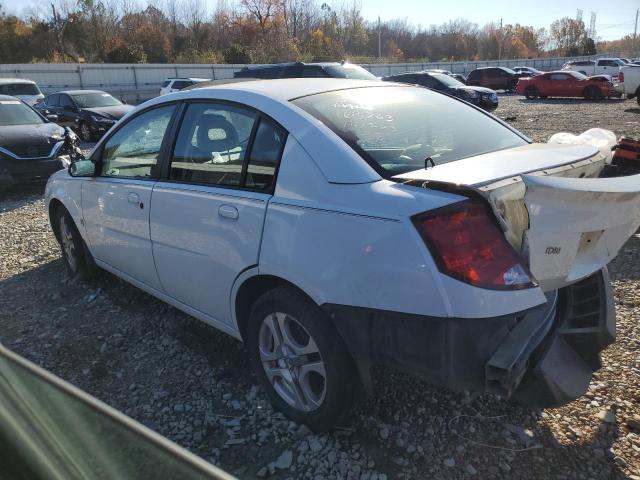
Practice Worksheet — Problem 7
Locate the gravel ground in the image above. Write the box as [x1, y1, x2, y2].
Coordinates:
[1, 95, 640, 479]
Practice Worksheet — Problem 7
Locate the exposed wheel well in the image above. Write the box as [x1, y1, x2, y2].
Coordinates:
[48, 198, 65, 243]
[234, 275, 314, 342]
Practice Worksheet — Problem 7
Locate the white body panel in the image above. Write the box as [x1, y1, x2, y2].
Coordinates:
[621, 65, 640, 96]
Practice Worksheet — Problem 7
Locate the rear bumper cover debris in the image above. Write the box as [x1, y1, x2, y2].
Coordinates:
[324, 268, 614, 407]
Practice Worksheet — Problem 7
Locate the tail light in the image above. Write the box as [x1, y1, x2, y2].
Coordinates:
[412, 200, 536, 290]
[619, 71, 624, 83]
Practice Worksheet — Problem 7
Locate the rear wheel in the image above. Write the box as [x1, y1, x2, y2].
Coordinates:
[524, 86, 540, 99]
[584, 85, 602, 101]
[56, 207, 94, 279]
[247, 286, 359, 431]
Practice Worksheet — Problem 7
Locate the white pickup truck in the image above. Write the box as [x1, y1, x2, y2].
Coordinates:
[621, 65, 640, 104]
[562, 58, 626, 78]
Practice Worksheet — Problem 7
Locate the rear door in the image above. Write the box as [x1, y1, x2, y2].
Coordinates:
[57, 94, 78, 128]
[82, 104, 177, 291]
[150, 101, 287, 326]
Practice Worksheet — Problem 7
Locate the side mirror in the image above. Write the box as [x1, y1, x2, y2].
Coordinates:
[68, 160, 95, 177]
[46, 114, 59, 122]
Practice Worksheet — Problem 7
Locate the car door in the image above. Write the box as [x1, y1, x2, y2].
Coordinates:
[43, 93, 59, 116]
[82, 104, 177, 291]
[150, 101, 287, 326]
[548, 73, 571, 96]
[57, 94, 79, 128]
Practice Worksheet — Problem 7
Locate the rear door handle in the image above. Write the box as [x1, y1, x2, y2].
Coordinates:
[218, 204, 239, 220]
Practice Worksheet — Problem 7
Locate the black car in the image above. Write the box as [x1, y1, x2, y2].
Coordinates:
[382, 71, 499, 111]
[0, 95, 70, 186]
[234, 61, 378, 80]
[466, 67, 518, 91]
[38, 90, 133, 142]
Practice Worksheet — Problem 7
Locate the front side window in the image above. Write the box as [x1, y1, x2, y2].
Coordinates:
[59, 95, 75, 108]
[45, 94, 59, 107]
[170, 103, 257, 187]
[161, 80, 171, 88]
[100, 105, 175, 179]
[293, 86, 527, 177]
[0, 100, 44, 126]
[171, 81, 192, 90]
[549, 73, 569, 81]
[72, 93, 121, 108]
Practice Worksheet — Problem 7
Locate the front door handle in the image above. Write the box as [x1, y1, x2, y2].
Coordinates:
[127, 192, 140, 205]
[218, 204, 239, 220]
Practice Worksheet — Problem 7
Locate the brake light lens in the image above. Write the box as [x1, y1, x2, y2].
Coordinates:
[619, 71, 624, 83]
[413, 201, 535, 290]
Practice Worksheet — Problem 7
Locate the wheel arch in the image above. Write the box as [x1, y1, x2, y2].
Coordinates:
[48, 197, 65, 243]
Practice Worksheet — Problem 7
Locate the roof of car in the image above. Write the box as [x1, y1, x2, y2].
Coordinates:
[165, 77, 209, 81]
[0, 78, 37, 84]
[183, 78, 388, 102]
[238, 62, 348, 71]
[54, 90, 108, 95]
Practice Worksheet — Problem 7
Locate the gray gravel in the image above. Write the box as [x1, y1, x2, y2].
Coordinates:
[1, 95, 640, 479]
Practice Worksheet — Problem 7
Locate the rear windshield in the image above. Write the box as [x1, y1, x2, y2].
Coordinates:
[161, 80, 171, 88]
[72, 93, 121, 108]
[432, 74, 464, 87]
[292, 86, 526, 177]
[0, 100, 43, 126]
[0, 83, 40, 96]
[323, 65, 377, 80]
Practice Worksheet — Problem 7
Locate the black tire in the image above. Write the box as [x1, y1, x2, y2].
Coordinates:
[524, 86, 540, 100]
[55, 206, 95, 279]
[247, 286, 359, 431]
[78, 121, 94, 142]
[584, 85, 602, 101]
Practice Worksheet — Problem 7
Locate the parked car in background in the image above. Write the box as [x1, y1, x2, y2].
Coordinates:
[466, 67, 518, 91]
[620, 65, 640, 105]
[382, 71, 498, 111]
[0, 95, 68, 187]
[512, 66, 544, 77]
[450, 73, 467, 83]
[0, 78, 44, 106]
[159, 78, 210, 96]
[561, 58, 625, 78]
[234, 61, 378, 80]
[38, 90, 134, 142]
[423, 68, 454, 76]
[47, 78, 638, 430]
[516, 70, 614, 100]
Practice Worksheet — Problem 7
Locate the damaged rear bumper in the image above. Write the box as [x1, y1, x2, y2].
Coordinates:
[324, 268, 614, 407]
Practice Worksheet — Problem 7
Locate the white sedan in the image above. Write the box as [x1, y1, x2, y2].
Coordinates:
[45, 79, 640, 430]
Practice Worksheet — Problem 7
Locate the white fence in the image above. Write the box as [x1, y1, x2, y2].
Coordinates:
[0, 53, 619, 104]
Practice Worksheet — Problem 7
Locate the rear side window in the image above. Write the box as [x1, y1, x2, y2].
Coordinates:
[161, 80, 171, 88]
[172, 80, 192, 90]
[170, 103, 257, 187]
[302, 67, 329, 78]
[46, 94, 59, 106]
[245, 119, 286, 191]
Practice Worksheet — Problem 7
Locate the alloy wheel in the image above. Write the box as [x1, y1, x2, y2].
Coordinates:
[258, 312, 327, 412]
[59, 215, 77, 272]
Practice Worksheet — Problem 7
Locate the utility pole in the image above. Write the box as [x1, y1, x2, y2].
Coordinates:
[498, 18, 503, 61]
[634, 8, 638, 40]
[378, 16, 382, 59]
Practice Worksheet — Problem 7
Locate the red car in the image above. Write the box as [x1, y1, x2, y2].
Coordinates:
[516, 70, 614, 100]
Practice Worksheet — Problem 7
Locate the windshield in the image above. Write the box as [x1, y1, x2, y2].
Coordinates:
[324, 65, 378, 80]
[293, 86, 526, 177]
[0, 83, 40, 96]
[432, 74, 465, 87]
[72, 93, 121, 108]
[0, 100, 44, 126]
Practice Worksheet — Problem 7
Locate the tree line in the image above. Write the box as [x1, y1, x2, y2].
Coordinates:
[0, 0, 635, 64]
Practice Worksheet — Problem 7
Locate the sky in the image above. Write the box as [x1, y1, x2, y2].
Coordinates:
[5, 0, 639, 41]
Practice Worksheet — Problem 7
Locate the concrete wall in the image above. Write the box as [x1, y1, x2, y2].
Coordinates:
[0, 54, 617, 104]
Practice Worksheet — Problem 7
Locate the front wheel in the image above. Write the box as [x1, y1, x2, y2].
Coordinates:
[56, 207, 95, 279]
[584, 85, 602, 101]
[247, 286, 359, 431]
[524, 86, 540, 99]
[78, 121, 94, 142]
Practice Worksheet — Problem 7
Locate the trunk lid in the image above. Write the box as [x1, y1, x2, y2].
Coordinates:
[396, 143, 640, 291]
